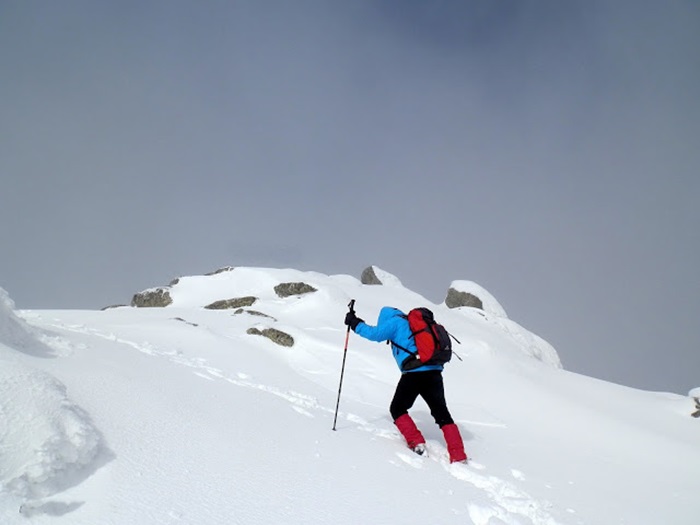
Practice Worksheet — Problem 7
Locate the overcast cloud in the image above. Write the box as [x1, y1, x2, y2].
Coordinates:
[1, 1, 698, 394]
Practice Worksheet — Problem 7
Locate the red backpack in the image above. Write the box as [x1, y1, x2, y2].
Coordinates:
[398, 307, 453, 371]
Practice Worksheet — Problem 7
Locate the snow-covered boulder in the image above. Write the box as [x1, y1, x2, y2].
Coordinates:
[204, 296, 257, 310]
[205, 266, 235, 276]
[131, 287, 173, 307]
[360, 266, 382, 285]
[361, 266, 402, 287]
[444, 280, 507, 318]
[274, 282, 317, 298]
[247, 326, 294, 347]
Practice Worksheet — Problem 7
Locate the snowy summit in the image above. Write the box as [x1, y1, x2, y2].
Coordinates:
[1, 266, 699, 524]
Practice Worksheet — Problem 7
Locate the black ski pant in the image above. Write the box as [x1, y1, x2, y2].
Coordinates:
[389, 370, 454, 428]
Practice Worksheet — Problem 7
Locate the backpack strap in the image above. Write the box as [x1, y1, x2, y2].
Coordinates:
[392, 313, 418, 356]
[388, 339, 416, 357]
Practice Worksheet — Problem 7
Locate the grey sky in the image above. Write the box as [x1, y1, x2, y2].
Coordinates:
[1, 1, 698, 395]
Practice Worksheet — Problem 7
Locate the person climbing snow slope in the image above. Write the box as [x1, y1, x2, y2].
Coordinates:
[345, 306, 468, 463]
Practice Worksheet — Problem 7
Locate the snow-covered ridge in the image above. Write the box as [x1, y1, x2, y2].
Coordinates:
[137, 266, 561, 368]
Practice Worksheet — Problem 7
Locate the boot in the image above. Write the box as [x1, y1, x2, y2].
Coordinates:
[394, 413, 426, 452]
[442, 423, 468, 463]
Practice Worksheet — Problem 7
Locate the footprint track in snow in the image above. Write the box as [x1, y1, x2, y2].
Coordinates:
[44, 320, 331, 419]
[45, 320, 562, 525]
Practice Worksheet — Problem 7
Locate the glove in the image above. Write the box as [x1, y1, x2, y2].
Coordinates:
[344, 311, 364, 331]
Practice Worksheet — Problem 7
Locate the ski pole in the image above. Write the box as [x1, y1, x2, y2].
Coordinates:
[448, 331, 464, 361]
[332, 299, 355, 431]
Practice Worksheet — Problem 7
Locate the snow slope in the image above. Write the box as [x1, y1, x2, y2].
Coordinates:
[1, 267, 698, 524]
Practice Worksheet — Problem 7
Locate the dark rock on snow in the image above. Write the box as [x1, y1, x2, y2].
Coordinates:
[445, 288, 483, 310]
[204, 296, 257, 310]
[131, 288, 173, 308]
[360, 266, 383, 285]
[274, 282, 317, 298]
[246, 327, 294, 347]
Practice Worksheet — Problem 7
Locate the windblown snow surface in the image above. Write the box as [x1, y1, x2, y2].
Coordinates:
[1, 267, 698, 524]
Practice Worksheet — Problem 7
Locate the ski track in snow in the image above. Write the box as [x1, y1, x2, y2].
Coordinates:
[44, 320, 563, 525]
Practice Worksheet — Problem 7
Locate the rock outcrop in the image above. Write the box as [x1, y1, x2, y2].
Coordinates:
[443, 280, 507, 318]
[445, 288, 484, 310]
[274, 282, 317, 298]
[101, 304, 127, 311]
[205, 266, 235, 276]
[246, 327, 294, 347]
[233, 309, 276, 320]
[360, 266, 382, 285]
[131, 288, 172, 308]
[204, 296, 257, 310]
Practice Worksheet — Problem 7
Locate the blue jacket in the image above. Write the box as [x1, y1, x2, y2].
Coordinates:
[354, 306, 444, 373]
